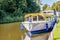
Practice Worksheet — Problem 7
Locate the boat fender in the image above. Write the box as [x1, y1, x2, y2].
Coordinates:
[46, 23, 48, 31]
[20, 24, 24, 30]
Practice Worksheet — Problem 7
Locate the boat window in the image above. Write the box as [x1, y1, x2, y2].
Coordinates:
[25, 17, 30, 21]
[43, 12, 46, 13]
[46, 17, 51, 21]
[33, 16, 37, 21]
[25, 16, 32, 22]
[38, 15, 44, 21]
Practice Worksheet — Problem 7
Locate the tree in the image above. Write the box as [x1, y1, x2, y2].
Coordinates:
[42, 4, 48, 10]
[0, 0, 40, 23]
[24, 0, 40, 13]
[51, 1, 60, 10]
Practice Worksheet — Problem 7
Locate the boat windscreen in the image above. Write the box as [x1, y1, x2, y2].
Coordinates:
[38, 16, 45, 21]
[33, 16, 37, 21]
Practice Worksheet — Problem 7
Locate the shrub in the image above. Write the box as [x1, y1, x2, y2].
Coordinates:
[0, 0, 40, 24]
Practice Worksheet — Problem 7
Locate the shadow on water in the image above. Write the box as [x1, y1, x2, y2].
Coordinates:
[54, 38, 60, 40]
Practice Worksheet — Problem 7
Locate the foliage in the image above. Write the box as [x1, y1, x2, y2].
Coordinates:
[42, 4, 48, 10]
[24, 0, 40, 13]
[51, 1, 60, 10]
[0, 0, 40, 23]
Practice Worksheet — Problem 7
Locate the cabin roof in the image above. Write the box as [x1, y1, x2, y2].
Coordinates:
[24, 13, 52, 18]
[24, 13, 45, 18]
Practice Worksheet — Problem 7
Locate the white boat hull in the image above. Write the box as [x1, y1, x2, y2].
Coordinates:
[22, 21, 51, 31]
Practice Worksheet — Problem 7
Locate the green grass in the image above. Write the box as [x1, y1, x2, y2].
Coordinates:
[54, 18, 60, 40]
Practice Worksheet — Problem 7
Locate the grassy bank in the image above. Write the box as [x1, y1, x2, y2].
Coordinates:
[54, 18, 60, 40]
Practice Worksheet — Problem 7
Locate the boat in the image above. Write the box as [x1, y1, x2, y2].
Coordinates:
[20, 13, 57, 35]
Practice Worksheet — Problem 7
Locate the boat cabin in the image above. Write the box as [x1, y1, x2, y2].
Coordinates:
[24, 13, 45, 22]
[21, 13, 56, 35]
